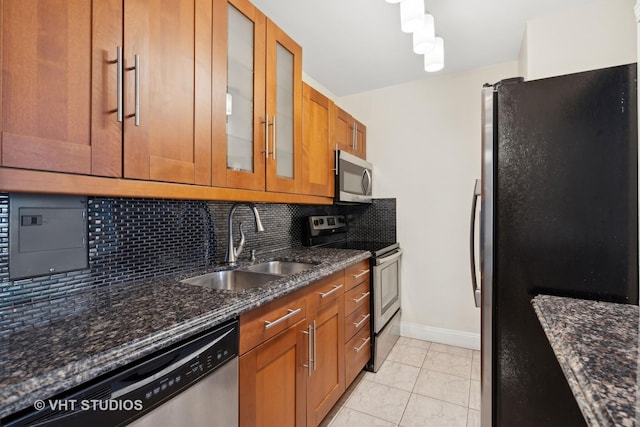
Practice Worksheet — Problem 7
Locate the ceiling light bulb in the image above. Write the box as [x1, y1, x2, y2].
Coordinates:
[400, 0, 425, 33]
[385, 0, 402, 3]
[413, 14, 435, 54]
[424, 37, 444, 72]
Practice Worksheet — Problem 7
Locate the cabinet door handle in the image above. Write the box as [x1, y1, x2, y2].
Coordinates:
[353, 314, 370, 329]
[313, 320, 317, 371]
[319, 284, 343, 299]
[354, 336, 371, 353]
[116, 46, 123, 122]
[263, 308, 302, 330]
[352, 291, 370, 304]
[126, 54, 141, 126]
[262, 113, 270, 159]
[351, 123, 356, 150]
[303, 324, 313, 377]
[354, 122, 358, 151]
[351, 269, 370, 279]
[272, 114, 277, 161]
[134, 54, 140, 126]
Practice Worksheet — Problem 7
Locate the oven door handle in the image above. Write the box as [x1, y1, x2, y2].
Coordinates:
[375, 249, 403, 266]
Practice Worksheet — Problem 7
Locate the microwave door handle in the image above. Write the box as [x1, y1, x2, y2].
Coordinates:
[470, 179, 481, 308]
[361, 169, 372, 195]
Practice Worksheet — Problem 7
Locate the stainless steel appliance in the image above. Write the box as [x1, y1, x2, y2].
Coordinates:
[335, 150, 373, 203]
[3, 319, 239, 427]
[304, 215, 401, 372]
[471, 64, 638, 427]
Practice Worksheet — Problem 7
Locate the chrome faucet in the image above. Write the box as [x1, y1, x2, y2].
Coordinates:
[225, 203, 265, 266]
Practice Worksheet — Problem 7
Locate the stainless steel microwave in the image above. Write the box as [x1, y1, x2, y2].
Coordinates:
[335, 150, 373, 203]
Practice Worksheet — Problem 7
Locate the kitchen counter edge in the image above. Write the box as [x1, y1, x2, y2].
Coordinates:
[0, 248, 371, 419]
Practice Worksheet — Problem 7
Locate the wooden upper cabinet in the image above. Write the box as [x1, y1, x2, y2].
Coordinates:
[265, 19, 302, 194]
[302, 83, 334, 197]
[213, 0, 302, 194]
[123, 0, 212, 185]
[0, 0, 122, 177]
[354, 119, 366, 159]
[331, 104, 366, 160]
[212, 0, 266, 191]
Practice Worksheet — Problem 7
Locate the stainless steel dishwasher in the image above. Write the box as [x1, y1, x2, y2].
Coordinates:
[3, 319, 238, 427]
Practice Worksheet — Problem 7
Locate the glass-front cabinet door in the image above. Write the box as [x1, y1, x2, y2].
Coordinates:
[212, 0, 266, 190]
[213, 1, 301, 194]
[265, 21, 302, 194]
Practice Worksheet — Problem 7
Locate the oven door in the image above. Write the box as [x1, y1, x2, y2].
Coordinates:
[373, 249, 402, 334]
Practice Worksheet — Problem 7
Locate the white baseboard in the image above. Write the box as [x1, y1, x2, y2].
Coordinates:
[401, 321, 480, 350]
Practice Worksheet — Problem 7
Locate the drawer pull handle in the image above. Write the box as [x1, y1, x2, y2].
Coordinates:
[319, 284, 344, 299]
[352, 291, 370, 304]
[353, 314, 370, 329]
[264, 308, 302, 330]
[351, 269, 370, 279]
[354, 337, 371, 353]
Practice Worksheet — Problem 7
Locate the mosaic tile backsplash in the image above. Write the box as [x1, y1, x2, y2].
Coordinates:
[0, 194, 395, 337]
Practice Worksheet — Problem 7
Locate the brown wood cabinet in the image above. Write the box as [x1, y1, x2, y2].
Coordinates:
[213, 0, 302, 194]
[1, 0, 213, 185]
[240, 318, 308, 426]
[343, 260, 372, 385]
[331, 104, 367, 160]
[305, 272, 345, 426]
[301, 83, 334, 197]
[0, 0, 122, 177]
[239, 265, 373, 426]
[123, 0, 212, 185]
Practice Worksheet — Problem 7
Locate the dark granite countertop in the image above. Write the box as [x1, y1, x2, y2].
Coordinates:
[532, 295, 639, 427]
[0, 247, 370, 419]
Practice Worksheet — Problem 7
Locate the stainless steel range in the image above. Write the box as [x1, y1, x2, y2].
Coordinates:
[303, 215, 402, 372]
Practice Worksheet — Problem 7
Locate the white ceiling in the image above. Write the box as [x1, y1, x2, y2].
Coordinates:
[250, 0, 600, 97]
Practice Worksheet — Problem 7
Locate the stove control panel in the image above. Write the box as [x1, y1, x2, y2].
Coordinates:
[307, 215, 347, 237]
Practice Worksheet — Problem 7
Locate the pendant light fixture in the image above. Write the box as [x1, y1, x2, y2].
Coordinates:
[385, 0, 444, 72]
[400, 0, 425, 33]
[424, 37, 444, 72]
[412, 13, 435, 54]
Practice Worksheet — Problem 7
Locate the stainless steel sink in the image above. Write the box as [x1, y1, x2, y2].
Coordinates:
[241, 260, 316, 276]
[180, 270, 279, 291]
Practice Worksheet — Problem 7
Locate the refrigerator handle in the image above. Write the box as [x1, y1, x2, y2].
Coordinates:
[470, 179, 482, 308]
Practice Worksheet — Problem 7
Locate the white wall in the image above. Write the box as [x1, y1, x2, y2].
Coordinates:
[522, 0, 636, 80]
[337, 61, 519, 349]
[332, 0, 636, 350]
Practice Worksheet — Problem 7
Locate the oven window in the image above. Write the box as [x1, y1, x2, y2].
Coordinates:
[380, 261, 399, 313]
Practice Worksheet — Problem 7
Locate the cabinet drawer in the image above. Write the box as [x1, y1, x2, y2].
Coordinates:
[345, 260, 370, 291]
[240, 291, 307, 355]
[344, 280, 370, 315]
[345, 324, 371, 386]
[344, 302, 370, 343]
[306, 271, 345, 312]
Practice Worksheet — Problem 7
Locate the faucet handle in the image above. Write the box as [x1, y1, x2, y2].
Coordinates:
[234, 222, 246, 258]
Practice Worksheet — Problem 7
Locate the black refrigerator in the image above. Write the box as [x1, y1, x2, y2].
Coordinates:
[470, 63, 639, 426]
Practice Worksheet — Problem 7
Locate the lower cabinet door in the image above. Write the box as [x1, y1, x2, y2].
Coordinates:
[240, 319, 308, 427]
[307, 298, 345, 426]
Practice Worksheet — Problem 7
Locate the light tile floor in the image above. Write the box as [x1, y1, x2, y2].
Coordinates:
[320, 337, 481, 427]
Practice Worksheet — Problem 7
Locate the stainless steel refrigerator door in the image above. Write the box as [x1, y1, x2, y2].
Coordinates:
[480, 84, 495, 427]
